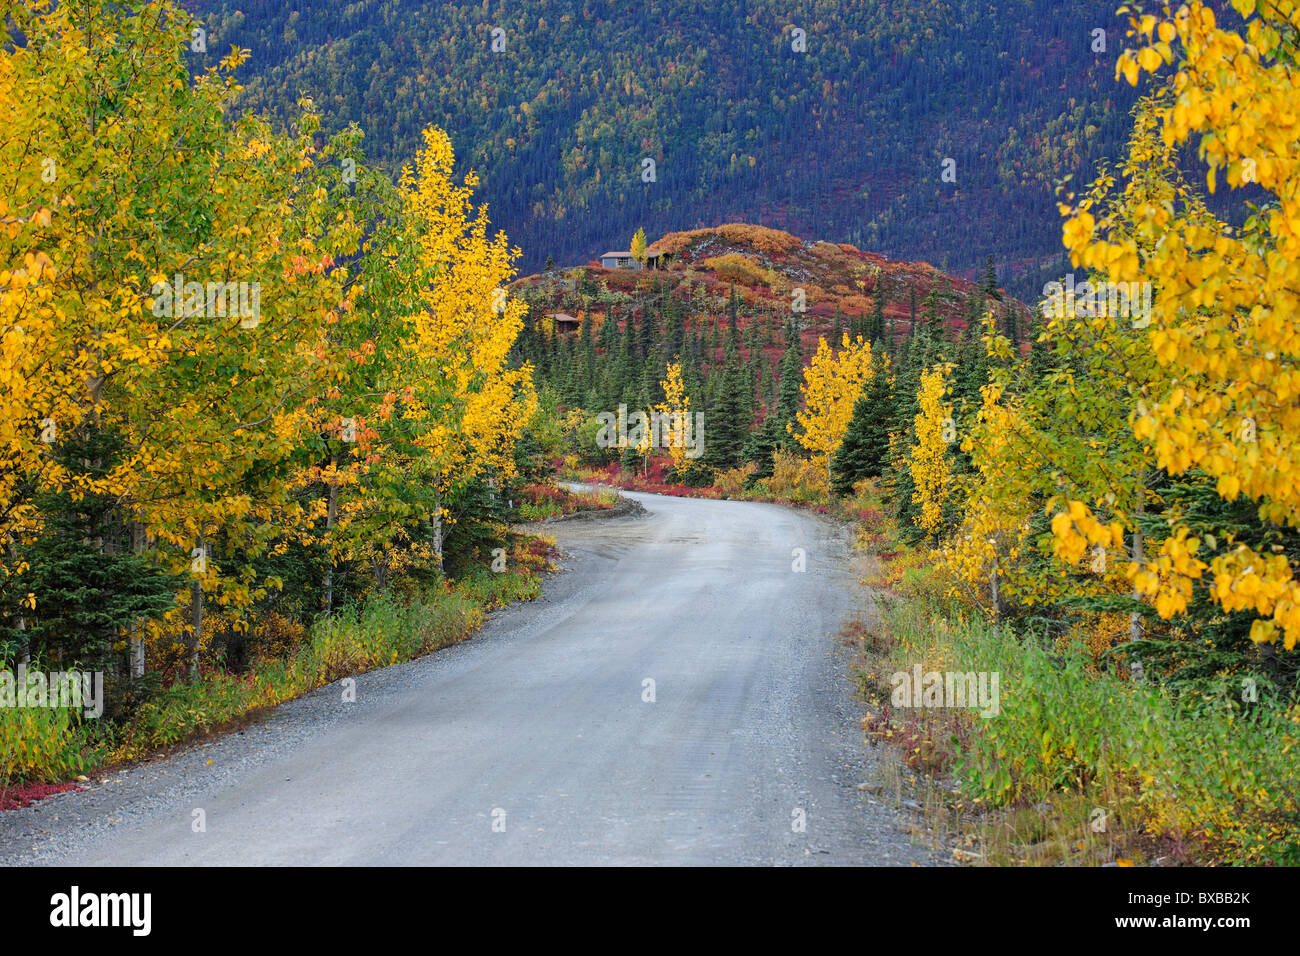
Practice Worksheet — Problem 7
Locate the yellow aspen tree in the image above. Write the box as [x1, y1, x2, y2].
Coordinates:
[654, 359, 690, 476]
[382, 125, 536, 577]
[907, 365, 955, 541]
[941, 299, 1135, 625]
[630, 227, 648, 268]
[939, 383, 1036, 617]
[1069, 0, 1300, 648]
[793, 332, 875, 483]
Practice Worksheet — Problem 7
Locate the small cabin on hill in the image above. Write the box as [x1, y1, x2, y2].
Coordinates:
[600, 249, 669, 270]
[546, 312, 581, 334]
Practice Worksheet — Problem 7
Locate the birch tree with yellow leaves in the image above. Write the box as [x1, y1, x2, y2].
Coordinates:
[654, 359, 692, 477]
[1062, 0, 1300, 650]
[907, 365, 955, 543]
[385, 126, 536, 577]
[792, 333, 875, 483]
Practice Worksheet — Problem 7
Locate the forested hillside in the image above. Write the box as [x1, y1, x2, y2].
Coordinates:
[185, 0, 1157, 295]
[514, 223, 1028, 476]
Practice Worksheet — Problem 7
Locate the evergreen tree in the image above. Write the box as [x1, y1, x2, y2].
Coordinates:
[742, 413, 784, 479]
[681, 335, 703, 404]
[598, 304, 618, 353]
[560, 336, 585, 406]
[1026, 308, 1052, 382]
[963, 286, 985, 338]
[951, 313, 990, 475]
[1001, 302, 1021, 350]
[579, 307, 596, 394]
[830, 361, 895, 495]
[883, 319, 942, 538]
[979, 254, 1003, 301]
[637, 344, 666, 410]
[775, 340, 803, 446]
[613, 313, 640, 406]
[868, 286, 887, 345]
[639, 300, 656, 357]
[920, 279, 949, 344]
[10, 427, 182, 670]
[704, 348, 749, 471]
[663, 296, 684, 357]
[954, 305, 988, 396]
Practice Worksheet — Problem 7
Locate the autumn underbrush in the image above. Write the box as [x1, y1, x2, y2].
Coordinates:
[0, 535, 557, 791]
[512, 482, 618, 521]
[0, 703, 101, 794]
[455, 534, 556, 608]
[560, 459, 723, 499]
[849, 585, 1300, 866]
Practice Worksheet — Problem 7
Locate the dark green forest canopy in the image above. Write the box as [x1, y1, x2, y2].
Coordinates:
[186, 0, 1151, 297]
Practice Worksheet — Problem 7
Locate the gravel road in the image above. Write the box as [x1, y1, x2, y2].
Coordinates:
[0, 490, 941, 866]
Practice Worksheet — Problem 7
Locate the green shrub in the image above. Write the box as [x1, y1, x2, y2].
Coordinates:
[0, 700, 95, 784]
[883, 600, 1300, 864]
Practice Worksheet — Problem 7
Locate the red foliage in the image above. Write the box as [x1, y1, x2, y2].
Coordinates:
[587, 460, 722, 499]
[521, 483, 562, 504]
[0, 781, 84, 812]
[856, 508, 887, 534]
[520, 482, 613, 514]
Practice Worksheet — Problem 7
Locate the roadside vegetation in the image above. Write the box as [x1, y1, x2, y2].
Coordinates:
[510, 483, 620, 522]
[0, 3, 560, 797]
[1, 535, 557, 794]
[847, 488, 1298, 866]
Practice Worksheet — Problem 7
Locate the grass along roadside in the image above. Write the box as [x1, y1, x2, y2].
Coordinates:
[847, 594, 1300, 866]
[511, 482, 621, 521]
[0, 533, 557, 797]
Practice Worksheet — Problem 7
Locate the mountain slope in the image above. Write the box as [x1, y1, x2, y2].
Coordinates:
[187, 0, 1153, 294]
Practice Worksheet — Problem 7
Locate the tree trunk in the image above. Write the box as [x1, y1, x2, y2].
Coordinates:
[324, 455, 338, 615]
[9, 543, 29, 665]
[990, 566, 1001, 634]
[130, 519, 146, 677]
[432, 485, 444, 576]
[188, 579, 202, 680]
[1129, 498, 1145, 643]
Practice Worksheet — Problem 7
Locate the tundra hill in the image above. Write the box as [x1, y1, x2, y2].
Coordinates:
[512, 223, 1030, 369]
[510, 224, 1033, 463]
